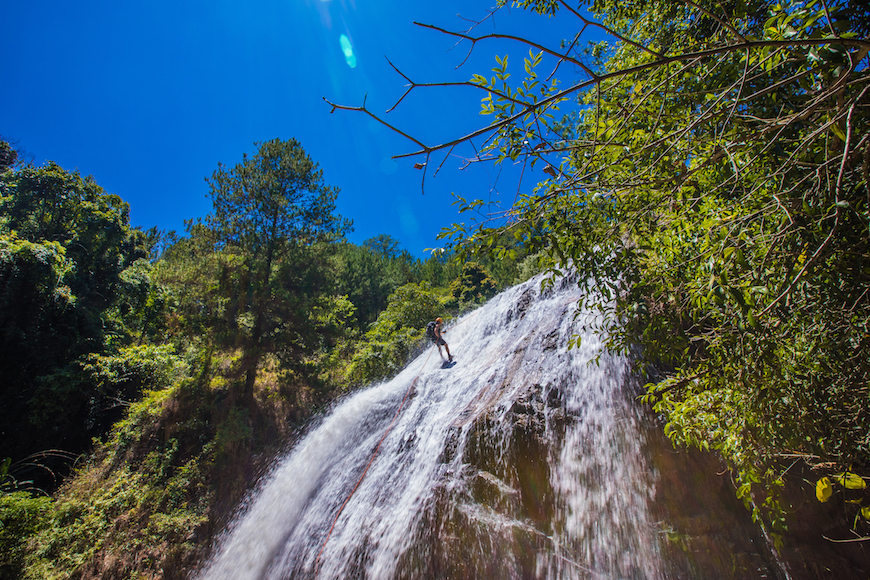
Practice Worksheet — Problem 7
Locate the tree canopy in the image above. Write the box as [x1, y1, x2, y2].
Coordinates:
[206, 138, 351, 258]
[204, 138, 353, 405]
[341, 0, 870, 536]
[0, 159, 158, 480]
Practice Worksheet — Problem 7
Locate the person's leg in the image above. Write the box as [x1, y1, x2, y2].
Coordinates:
[445, 343, 452, 360]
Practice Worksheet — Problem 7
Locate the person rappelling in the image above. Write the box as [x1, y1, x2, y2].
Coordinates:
[426, 317, 453, 362]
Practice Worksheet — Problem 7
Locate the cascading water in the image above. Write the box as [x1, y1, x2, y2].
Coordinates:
[197, 272, 788, 580]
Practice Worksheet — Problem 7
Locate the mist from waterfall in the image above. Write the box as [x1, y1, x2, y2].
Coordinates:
[196, 272, 783, 580]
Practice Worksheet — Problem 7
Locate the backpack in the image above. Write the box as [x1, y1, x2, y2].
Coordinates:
[426, 321, 437, 339]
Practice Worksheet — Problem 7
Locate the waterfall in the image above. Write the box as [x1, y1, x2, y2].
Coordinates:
[196, 273, 784, 580]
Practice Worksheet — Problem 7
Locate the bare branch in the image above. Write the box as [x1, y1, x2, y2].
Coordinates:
[836, 85, 870, 200]
[557, 0, 664, 59]
[434, 144, 457, 178]
[820, 0, 838, 39]
[323, 96, 429, 152]
[547, 31, 584, 82]
[413, 21, 599, 80]
[384, 57, 536, 115]
[343, 36, 870, 163]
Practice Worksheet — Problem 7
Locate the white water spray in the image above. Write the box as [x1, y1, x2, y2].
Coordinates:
[198, 273, 665, 579]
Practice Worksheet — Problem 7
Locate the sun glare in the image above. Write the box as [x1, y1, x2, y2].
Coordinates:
[339, 34, 357, 68]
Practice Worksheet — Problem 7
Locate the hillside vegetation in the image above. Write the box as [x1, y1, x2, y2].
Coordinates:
[0, 137, 523, 579]
[4, 0, 870, 575]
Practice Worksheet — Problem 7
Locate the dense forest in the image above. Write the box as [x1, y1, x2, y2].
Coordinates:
[0, 137, 527, 579]
[2, 0, 870, 577]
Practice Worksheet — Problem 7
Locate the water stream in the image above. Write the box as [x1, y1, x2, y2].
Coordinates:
[197, 273, 789, 580]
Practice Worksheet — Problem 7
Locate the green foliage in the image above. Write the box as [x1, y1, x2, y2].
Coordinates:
[346, 283, 447, 385]
[22, 372, 215, 579]
[332, 240, 420, 328]
[206, 138, 351, 257]
[514, 251, 552, 284]
[107, 258, 175, 346]
[330, 243, 394, 328]
[214, 407, 252, 462]
[0, 492, 52, 579]
[204, 138, 352, 405]
[310, 294, 357, 340]
[0, 233, 74, 376]
[83, 342, 183, 394]
[27, 466, 149, 578]
[105, 383, 179, 459]
[419, 248, 462, 288]
[813, 471, 870, 535]
[0, 141, 17, 173]
[81, 344, 186, 433]
[0, 158, 161, 485]
[364, 233, 401, 258]
[2, 161, 145, 311]
[437, 0, 870, 533]
[23, 456, 209, 580]
[449, 262, 498, 306]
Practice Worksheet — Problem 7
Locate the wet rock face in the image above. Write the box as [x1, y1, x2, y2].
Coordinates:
[508, 385, 548, 437]
[508, 382, 566, 440]
[409, 374, 870, 580]
[201, 271, 870, 580]
[541, 329, 561, 352]
[399, 382, 565, 580]
[505, 287, 535, 325]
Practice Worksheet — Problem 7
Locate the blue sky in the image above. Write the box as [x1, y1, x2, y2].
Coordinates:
[1, 0, 592, 256]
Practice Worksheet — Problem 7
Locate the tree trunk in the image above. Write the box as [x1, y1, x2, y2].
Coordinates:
[242, 220, 278, 410]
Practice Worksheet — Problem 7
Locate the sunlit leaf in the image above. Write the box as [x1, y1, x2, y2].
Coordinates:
[816, 477, 833, 502]
[834, 472, 866, 490]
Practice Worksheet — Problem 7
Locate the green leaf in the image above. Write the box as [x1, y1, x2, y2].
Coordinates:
[746, 311, 759, 329]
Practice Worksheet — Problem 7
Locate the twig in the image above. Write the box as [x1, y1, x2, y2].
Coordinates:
[823, 535, 870, 543]
[557, 0, 664, 59]
[323, 95, 429, 151]
[683, 0, 748, 43]
[414, 21, 599, 80]
[384, 57, 532, 114]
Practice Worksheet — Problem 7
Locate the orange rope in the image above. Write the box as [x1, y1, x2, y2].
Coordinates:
[314, 310, 481, 573]
[315, 347, 434, 573]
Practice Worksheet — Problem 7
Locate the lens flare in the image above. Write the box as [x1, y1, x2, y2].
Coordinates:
[339, 34, 356, 68]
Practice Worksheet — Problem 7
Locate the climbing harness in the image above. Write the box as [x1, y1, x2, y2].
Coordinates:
[315, 309, 483, 574]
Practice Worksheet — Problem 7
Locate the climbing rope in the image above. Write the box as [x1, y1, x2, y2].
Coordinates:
[315, 347, 434, 572]
[314, 310, 482, 574]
